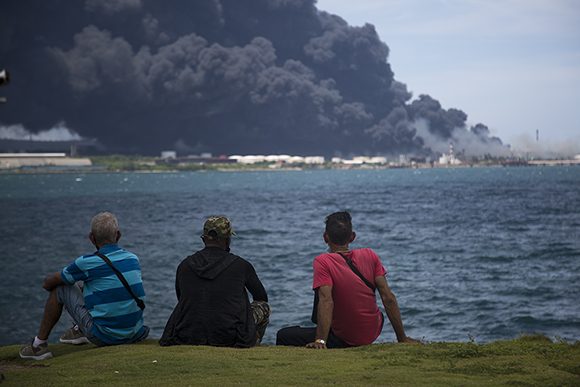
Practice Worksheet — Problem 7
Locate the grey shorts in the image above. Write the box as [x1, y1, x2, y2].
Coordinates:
[56, 284, 105, 346]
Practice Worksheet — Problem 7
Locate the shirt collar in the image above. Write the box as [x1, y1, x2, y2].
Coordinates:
[97, 244, 121, 255]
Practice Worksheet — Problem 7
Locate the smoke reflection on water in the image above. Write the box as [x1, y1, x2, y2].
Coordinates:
[0, 167, 579, 345]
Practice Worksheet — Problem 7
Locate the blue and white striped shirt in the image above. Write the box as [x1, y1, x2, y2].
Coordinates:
[61, 244, 146, 344]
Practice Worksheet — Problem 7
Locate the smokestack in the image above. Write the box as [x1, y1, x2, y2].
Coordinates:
[0, 68, 8, 104]
[536, 129, 539, 142]
[0, 69, 9, 86]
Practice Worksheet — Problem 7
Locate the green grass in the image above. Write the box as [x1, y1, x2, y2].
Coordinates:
[89, 155, 172, 172]
[0, 335, 578, 386]
[89, 155, 317, 172]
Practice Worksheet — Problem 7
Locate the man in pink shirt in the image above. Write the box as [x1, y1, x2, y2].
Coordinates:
[276, 211, 417, 348]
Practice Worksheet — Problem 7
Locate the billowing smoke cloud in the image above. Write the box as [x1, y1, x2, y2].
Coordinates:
[512, 133, 580, 159]
[0, 122, 83, 141]
[408, 94, 510, 158]
[413, 120, 511, 158]
[0, 0, 507, 156]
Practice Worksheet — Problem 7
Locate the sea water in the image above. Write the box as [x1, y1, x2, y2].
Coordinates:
[0, 166, 579, 345]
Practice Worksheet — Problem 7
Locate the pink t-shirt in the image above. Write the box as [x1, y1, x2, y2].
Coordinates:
[312, 248, 387, 346]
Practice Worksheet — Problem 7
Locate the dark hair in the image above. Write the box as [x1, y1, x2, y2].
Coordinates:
[325, 211, 353, 245]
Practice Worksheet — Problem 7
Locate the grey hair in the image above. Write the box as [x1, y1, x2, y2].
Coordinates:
[90, 212, 119, 244]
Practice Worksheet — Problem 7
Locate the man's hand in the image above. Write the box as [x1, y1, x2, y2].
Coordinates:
[306, 340, 327, 349]
[42, 272, 64, 291]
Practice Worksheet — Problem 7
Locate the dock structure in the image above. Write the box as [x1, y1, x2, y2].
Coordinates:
[0, 153, 92, 169]
[527, 159, 580, 166]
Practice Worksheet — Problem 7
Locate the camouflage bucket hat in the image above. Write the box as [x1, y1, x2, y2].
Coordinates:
[202, 216, 236, 239]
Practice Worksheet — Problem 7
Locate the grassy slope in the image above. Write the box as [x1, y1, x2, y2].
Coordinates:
[0, 336, 578, 386]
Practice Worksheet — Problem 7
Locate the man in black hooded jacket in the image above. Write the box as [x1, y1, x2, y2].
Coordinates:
[159, 216, 270, 347]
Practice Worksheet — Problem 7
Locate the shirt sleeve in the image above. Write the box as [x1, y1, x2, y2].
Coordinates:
[245, 263, 268, 302]
[312, 255, 333, 289]
[175, 262, 183, 301]
[61, 256, 89, 285]
[370, 249, 387, 278]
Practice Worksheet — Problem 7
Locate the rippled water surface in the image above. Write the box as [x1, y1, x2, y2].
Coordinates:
[1, 167, 579, 345]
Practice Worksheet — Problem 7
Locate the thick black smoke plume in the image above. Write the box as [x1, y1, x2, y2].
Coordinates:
[0, 0, 507, 156]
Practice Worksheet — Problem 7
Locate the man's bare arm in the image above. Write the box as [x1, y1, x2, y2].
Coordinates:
[306, 285, 333, 349]
[375, 275, 418, 343]
[43, 272, 64, 291]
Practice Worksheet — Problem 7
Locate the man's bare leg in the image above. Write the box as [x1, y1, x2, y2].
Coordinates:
[37, 288, 63, 340]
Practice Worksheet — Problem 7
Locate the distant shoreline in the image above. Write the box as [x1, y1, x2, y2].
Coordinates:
[1, 154, 579, 174]
[1, 163, 579, 175]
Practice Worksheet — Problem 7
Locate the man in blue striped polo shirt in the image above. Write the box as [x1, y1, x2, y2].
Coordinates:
[19, 212, 149, 360]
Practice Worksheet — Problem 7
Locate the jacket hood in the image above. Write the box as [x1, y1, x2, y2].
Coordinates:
[187, 246, 238, 279]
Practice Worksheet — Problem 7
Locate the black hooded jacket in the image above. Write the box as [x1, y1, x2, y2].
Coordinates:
[159, 246, 268, 347]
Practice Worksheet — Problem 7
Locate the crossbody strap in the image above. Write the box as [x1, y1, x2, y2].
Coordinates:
[95, 252, 145, 310]
[337, 252, 376, 292]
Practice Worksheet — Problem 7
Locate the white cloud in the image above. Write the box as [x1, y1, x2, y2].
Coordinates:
[0, 122, 83, 141]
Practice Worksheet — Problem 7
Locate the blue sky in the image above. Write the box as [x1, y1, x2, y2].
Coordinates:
[317, 0, 580, 153]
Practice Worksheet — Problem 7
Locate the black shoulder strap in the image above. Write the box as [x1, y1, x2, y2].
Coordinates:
[337, 252, 375, 292]
[311, 288, 319, 324]
[95, 252, 145, 310]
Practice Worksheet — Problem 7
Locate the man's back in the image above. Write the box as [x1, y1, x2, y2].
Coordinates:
[61, 244, 147, 344]
[276, 211, 416, 349]
[160, 246, 267, 347]
[313, 248, 386, 346]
